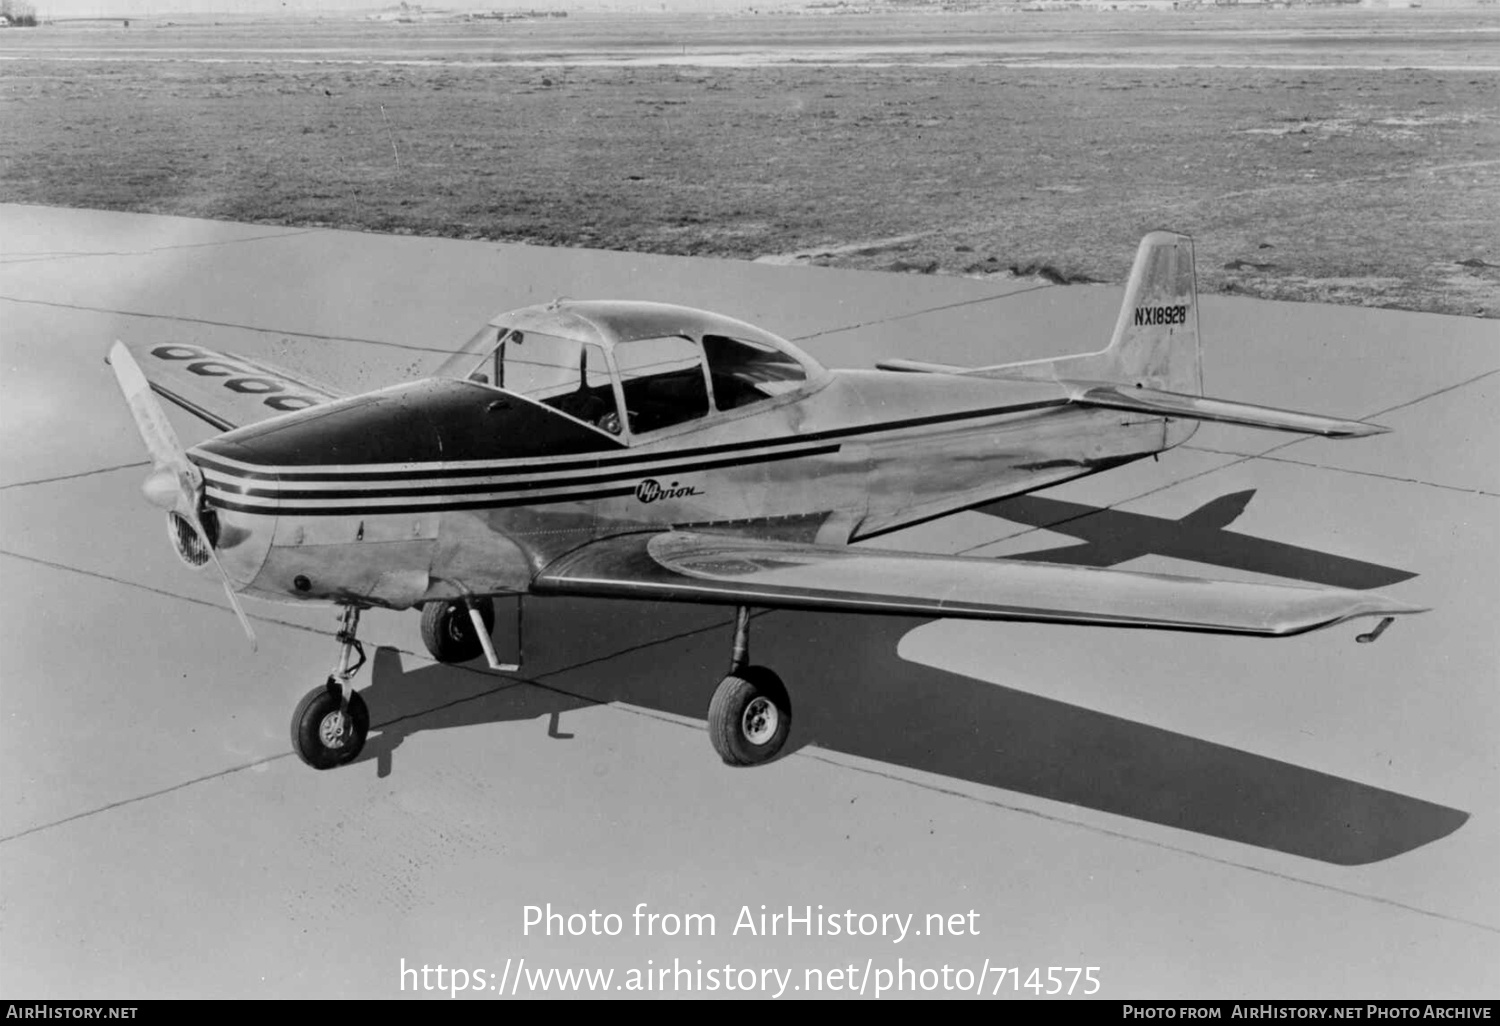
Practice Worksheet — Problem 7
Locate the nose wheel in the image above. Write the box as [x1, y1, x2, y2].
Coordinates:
[291, 683, 370, 770]
[707, 607, 792, 767]
[291, 605, 371, 770]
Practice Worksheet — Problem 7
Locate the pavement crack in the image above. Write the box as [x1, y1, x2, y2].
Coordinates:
[1367, 366, 1498, 419]
[0, 294, 455, 355]
[789, 282, 1054, 343]
[0, 547, 333, 640]
[0, 753, 296, 845]
[0, 228, 317, 266]
[1182, 445, 1498, 499]
[0, 459, 149, 492]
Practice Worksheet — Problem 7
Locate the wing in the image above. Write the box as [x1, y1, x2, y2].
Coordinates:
[534, 531, 1424, 637]
[107, 341, 344, 432]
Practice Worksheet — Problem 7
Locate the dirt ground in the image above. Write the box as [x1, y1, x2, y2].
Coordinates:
[1, 9, 1497, 316]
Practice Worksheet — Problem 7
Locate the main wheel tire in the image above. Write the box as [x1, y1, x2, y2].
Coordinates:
[708, 666, 791, 767]
[420, 598, 495, 664]
[290, 682, 370, 770]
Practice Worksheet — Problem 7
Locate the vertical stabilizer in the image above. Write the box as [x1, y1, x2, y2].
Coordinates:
[985, 231, 1203, 395]
[1099, 230, 1202, 394]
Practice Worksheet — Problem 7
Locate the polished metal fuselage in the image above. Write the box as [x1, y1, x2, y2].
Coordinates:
[198, 369, 1192, 610]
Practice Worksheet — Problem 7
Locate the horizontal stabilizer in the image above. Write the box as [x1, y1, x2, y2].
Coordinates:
[536, 532, 1425, 638]
[1072, 384, 1388, 438]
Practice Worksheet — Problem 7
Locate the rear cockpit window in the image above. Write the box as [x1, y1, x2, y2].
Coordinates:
[703, 334, 808, 411]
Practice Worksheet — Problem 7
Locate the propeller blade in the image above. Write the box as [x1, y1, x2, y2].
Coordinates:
[212, 560, 258, 650]
[106, 342, 202, 499]
[108, 341, 256, 651]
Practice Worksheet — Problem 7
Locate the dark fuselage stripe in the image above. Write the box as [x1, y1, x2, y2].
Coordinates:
[206, 444, 843, 501]
[208, 485, 639, 517]
[191, 398, 1071, 482]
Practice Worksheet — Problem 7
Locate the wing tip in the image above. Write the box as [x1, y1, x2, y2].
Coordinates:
[1333, 420, 1391, 438]
[1347, 597, 1429, 622]
[1264, 592, 1427, 637]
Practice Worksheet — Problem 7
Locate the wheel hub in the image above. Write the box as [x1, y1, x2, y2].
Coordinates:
[318, 709, 350, 750]
[741, 696, 778, 746]
[446, 610, 469, 643]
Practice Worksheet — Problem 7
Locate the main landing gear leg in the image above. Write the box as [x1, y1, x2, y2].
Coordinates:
[707, 606, 792, 767]
[420, 596, 496, 665]
[290, 605, 371, 770]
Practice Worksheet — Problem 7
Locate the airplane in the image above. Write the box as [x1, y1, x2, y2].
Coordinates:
[105, 230, 1425, 772]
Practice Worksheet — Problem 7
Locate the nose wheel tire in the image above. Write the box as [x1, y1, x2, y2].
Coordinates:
[420, 597, 495, 664]
[291, 682, 370, 770]
[708, 666, 791, 767]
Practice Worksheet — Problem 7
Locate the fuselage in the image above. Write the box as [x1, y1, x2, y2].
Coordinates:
[190, 368, 1183, 611]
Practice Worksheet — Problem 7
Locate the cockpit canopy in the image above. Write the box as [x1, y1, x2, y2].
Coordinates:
[436, 300, 827, 442]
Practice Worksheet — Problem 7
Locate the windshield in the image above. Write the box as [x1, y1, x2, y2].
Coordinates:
[452, 328, 622, 434]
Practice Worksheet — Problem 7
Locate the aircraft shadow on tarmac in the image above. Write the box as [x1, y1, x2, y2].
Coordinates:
[352, 490, 1462, 867]
[974, 489, 1417, 589]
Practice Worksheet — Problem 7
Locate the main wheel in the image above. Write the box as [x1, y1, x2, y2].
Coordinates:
[708, 666, 791, 767]
[290, 682, 369, 770]
[420, 598, 495, 664]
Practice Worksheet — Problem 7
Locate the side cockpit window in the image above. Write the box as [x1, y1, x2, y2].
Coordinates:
[614, 335, 710, 435]
[703, 334, 808, 411]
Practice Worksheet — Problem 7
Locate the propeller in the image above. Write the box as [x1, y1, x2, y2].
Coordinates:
[107, 341, 257, 649]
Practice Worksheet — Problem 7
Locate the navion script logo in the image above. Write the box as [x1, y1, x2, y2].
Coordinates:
[635, 479, 704, 504]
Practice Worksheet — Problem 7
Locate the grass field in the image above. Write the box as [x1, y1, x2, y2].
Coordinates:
[2, 10, 1497, 316]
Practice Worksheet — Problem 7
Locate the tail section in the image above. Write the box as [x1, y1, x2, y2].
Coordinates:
[984, 230, 1203, 392]
[875, 230, 1391, 440]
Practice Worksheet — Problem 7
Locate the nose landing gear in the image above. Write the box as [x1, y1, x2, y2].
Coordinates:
[707, 606, 792, 767]
[290, 605, 371, 770]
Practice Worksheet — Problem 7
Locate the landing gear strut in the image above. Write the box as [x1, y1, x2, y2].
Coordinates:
[290, 605, 371, 770]
[707, 606, 791, 767]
